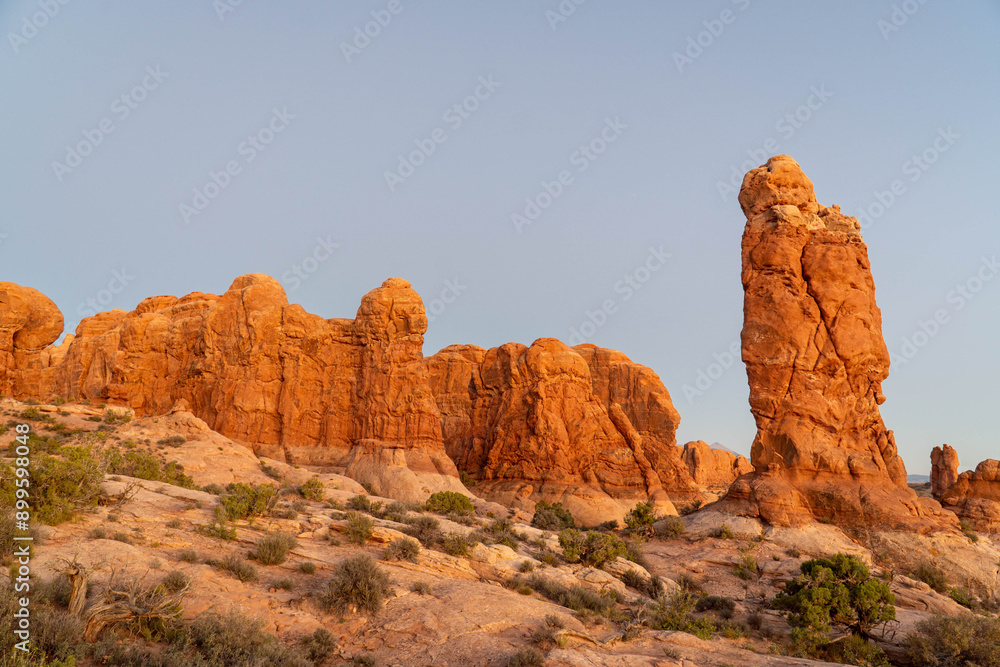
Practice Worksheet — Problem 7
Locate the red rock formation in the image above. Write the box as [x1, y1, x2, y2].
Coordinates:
[680, 441, 753, 491]
[3, 275, 698, 519]
[4, 275, 465, 501]
[720, 155, 955, 531]
[424, 339, 698, 524]
[932, 446, 1000, 531]
[0, 282, 63, 398]
[931, 444, 960, 500]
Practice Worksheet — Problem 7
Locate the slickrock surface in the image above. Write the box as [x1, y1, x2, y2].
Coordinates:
[721, 156, 954, 531]
[932, 445, 1000, 530]
[425, 339, 697, 525]
[680, 440, 753, 492]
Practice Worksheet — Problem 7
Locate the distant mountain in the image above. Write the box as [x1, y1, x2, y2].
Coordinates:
[907, 474, 930, 484]
[710, 443, 742, 455]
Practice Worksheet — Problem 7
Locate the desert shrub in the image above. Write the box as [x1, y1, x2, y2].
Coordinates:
[219, 483, 277, 520]
[110, 531, 134, 544]
[347, 511, 375, 545]
[623, 538, 648, 568]
[201, 483, 225, 496]
[102, 447, 196, 488]
[383, 538, 421, 563]
[299, 476, 325, 501]
[655, 515, 685, 539]
[734, 545, 759, 581]
[198, 506, 238, 541]
[822, 633, 889, 666]
[508, 574, 614, 615]
[412, 581, 432, 595]
[695, 595, 735, 619]
[645, 588, 715, 639]
[440, 532, 472, 557]
[531, 500, 576, 531]
[317, 554, 393, 615]
[271, 577, 295, 591]
[175, 609, 312, 667]
[15, 604, 86, 664]
[300, 627, 337, 664]
[166, 518, 182, 529]
[905, 613, 1000, 666]
[157, 435, 187, 447]
[481, 518, 522, 550]
[89, 526, 108, 539]
[519, 560, 535, 573]
[160, 570, 190, 594]
[774, 553, 895, 654]
[1, 446, 103, 524]
[216, 552, 258, 582]
[711, 524, 734, 539]
[424, 490, 474, 515]
[910, 562, 948, 593]
[558, 529, 626, 569]
[347, 494, 373, 512]
[298, 561, 317, 575]
[403, 515, 443, 547]
[507, 647, 545, 667]
[352, 655, 378, 667]
[624, 500, 658, 531]
[621, 569, 646, 591]
[179, 550, 200, 563]
[382, 501, 410, 523]
[249, 532, 298, 565]
[103, 408, 132, 424]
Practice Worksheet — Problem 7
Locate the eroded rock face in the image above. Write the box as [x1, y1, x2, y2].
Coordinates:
[4, 275, 697, 517]
[722, 155, 954, 531]
[933, 446, 1000, 531]
[681, 441, 753, 491]
[4, 275, 466, 501]
[424, 339, 698, 525]
[930, 444, 960, 500]
[0, 282, 63, 398]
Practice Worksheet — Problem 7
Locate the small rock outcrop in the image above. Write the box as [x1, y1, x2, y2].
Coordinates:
[930, 444, 960, 500]
[0, 282, 63, 398]
[721, 156, 954, 531]
[680, 441, 753, 491]
[932, 446, 1000, 531]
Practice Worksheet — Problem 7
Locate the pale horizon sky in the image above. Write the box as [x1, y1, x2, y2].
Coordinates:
[3, 1, 998, 475]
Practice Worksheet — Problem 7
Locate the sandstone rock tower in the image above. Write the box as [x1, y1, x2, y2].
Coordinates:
[722, 155, 953, 530]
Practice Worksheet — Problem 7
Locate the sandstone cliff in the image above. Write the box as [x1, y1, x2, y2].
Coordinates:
[11, 275, 466, 502]
[3, 276, 699, 519]
[425, 339, 697, 525]
[720, 155, 955, 531]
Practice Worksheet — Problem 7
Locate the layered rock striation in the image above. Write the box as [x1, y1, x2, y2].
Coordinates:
[931, 445, 1000, 531]
[721, 155, 954, 531]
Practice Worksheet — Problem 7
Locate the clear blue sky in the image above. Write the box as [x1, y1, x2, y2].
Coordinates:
[2, 1, 998, 474]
